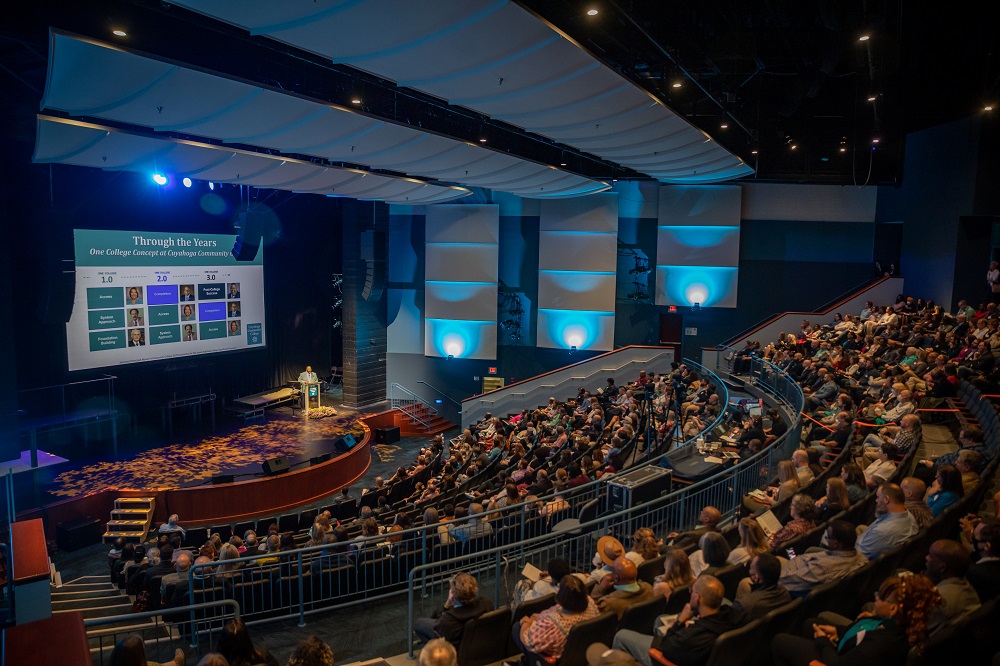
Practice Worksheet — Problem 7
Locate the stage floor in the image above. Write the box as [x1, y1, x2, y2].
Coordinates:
[48, 401, 366, 498]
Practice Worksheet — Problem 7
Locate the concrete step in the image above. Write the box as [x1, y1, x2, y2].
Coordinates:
[54, 602, 134, 620]
[55, 581, 116, 593]
[52, 587, 120, 600]
[53, 595, 131, 611]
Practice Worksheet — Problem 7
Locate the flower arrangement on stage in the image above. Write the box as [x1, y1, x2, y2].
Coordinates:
[308, 406, 339, 419]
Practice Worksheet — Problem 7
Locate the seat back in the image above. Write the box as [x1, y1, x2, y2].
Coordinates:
[557, 611, 618, 665]
[637, 556, 666, 585]
[456, 606, 513, 666]
[704, 617, 764, 666]
[712, 563, 748, 601]
[512, 593, 557, 623]
[618, 595, 667, 634]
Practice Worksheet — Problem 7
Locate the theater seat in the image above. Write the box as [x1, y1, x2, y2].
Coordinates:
[456, 606, 513, 666]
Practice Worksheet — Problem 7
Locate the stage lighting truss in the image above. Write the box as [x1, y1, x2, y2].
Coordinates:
[621, 251, 651, 302]
[331, 273, 344, 330]
[498, 282, 525, 344]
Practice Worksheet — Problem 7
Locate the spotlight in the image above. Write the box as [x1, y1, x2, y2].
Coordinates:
[182, 177, 192, 188]
[152, 173, 167, 186]
[208, 182, 215, 190]
[112, 29, 127, 37]
[985, 105, 994, 111]
[570, 345, 578, 353]
[672, 82, 682, 88]
[859, 34, 870, 41]
[872, 138, 880, 144]
[479, 138, 487, 143]
[751, 150, 758, 155]
[447, 354, 454, 360]
[351, 98, 362, 104]
[586, 8, 599, 15]
[720, 123, 728, 129]
[692, 302, 701, 311]
[867, 95, 877, 102]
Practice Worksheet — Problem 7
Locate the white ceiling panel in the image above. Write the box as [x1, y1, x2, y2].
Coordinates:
[173, 0, 753, 184]
[40, 33, 608, 200]
[33, 116, 471, 205]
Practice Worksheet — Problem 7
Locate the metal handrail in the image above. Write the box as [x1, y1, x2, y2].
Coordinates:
[416, 381, 462, 406]
[83, 599, 240, 652]
[389, 382, 437, 430]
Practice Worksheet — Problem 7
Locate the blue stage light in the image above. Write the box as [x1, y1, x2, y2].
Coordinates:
[182, 177, 192, 188]
[151, 173, 168, 186]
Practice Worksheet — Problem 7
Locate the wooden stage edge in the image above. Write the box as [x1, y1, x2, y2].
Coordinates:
[19, 411, 406, 540]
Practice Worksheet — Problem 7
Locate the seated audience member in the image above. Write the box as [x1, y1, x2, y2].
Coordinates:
[769, 494, 818, 554]
[779, 520, 869, 596]
[625, 527, 660, 566]
[611, 574, 746, 666]
[217, 617, 278, 666]
[159, 552, 193, 603]
[862, 413, 922, 463]
[967, 520, 1000, 600]
[413, 572, 493, 648]
[956, 448, 983, 494]
[924, 464, 965, 517]
[419, 638, 456, 666]
[513, 575, 600, 663]
[791, 449, 815, 486]
[900, 476, 934, 529]
[771, 574, 941, 665]
[688, 532, 731, 577]
[840, 463, 869, 504]
[924, 538, 982, 632]
[196, 654, 228, 666]
[108, 635, 184, 666]
[663, 506, 722, 550]
[158, 514, 186, 537]
[863, 442, 898, 489]
[810, 412, 852, 454]
[731, 552, 792, 621]
[285, 636, 334, 666]
[728, 518, 770, 566]
[591, 556, 655, 619]
[590, 536, 626, 584]
[856, 483, 919, 560]
[914, 425, 990, 485]
[653, 548, 696, 601]
[514, 556, 587, 605]
[814, 478, 851, 523]
[744, 461, 800, 513]
[448, 503, 493, 543]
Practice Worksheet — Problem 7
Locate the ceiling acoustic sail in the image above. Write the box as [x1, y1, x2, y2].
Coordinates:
[171, 0, 753, 184]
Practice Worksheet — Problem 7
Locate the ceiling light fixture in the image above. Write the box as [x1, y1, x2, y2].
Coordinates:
[986, 105, 994, 111]
[720, 123, 728, 129]
[587, 8, 599, 16]
[872, 138, 880, 144]
[790, 144, 798, 151]
[839, 147, 847, 153]
[479, 138, 487, 143]
[867, 95, 877, 102]
[750, 150, 758, 155]
[350, 98, 361, 104]
[859, 34, 870, 41]
[112, 29, 127, 37]
[672, 82, 682, 88]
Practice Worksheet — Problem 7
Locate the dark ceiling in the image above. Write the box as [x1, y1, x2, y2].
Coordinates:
[2, 1, 997, 187]
[518, 0, 999, 185]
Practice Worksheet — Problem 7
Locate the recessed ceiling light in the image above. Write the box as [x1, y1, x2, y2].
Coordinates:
[867, 95, 877, 102]
[839, 147, 847, 153]
[672, 82, 682, 88]
[351, 98, 362, 104]
[720, 123, 728, 129]
[479, 138, 487, 143]
[587, 8, 599, 16]
[112, 29, 127, 37]
[750, 150, 758, 155]
[859, 35, 870, 41]
[790, 144, 798, 150]
[986, 105, 994, 111]
[560, 162, 567, 166]
[872, 138, 880, 144]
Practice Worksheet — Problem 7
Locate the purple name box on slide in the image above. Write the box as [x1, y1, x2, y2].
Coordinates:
[198, 301, 227, 321]
[147, 285, 178, 305]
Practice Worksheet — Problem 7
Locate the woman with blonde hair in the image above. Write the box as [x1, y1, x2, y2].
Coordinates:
[744, 459, 800, 513]
[215, 542, 243, 576]
[652, 547, 695, 600]
[626, 527, 660, 565]
[728, 517, 769, 565]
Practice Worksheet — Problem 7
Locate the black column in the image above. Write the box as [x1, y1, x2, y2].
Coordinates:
[341, 200, 388, 408]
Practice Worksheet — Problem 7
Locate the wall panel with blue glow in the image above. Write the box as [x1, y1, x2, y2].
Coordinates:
[655, 185, 741, 308]
[537, 195, 618, 350]
[423, 205, 499, 359]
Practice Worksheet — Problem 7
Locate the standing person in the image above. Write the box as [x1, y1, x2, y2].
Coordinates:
[988, 260, 1000, 303]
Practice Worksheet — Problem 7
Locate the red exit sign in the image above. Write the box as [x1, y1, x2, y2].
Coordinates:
[488, 366, 498, 374]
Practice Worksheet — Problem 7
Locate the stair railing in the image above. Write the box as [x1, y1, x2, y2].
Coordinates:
[389, 383, 437, 430]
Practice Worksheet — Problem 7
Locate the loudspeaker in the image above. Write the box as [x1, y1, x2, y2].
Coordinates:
[375, 425, 400, 444]
[362, 260, 385, 301]
[261, 455, 290, 476]
[333, 433, 357, 452]
[231, 209, 263, 261]
[212, 474, 234, 485]
[310, 453, 332, 466]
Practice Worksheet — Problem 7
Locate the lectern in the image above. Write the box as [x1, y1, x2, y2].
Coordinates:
[300, 381, 321, 410]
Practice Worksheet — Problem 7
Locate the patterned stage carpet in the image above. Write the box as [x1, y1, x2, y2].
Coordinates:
[51, 413, 366, 497]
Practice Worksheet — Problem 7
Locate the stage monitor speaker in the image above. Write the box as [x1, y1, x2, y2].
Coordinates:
[310, 453, 332, 466]
[375, 425, 400, 444]
[57, 516, 102, 552]
[333, 433, 357, 452]
[261, 455, 290, 476]
[231, 210, 263, 261]
[212, 474, 235, 484]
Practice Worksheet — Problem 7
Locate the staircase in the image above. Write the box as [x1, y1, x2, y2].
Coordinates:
[389, 383, 457, 436]
[53, 575, 174, 657]
[103, 497, 155, 544]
